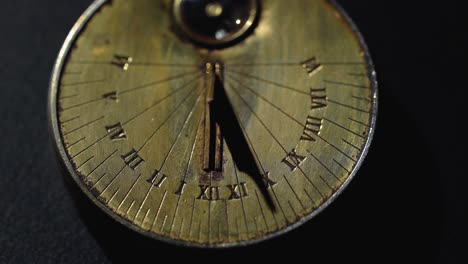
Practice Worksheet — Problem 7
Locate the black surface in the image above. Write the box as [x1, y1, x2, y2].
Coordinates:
[0, 0, 465, 263]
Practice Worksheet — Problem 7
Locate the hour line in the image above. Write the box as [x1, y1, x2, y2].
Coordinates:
[342, 138, 361, 151]
[119, 70, 200, 94]
[227, 83, 329, 196]
[148, 190, 168, 231]
[69, 60, 199, 68]
[116, 173, 143, 211]
[60, 71, 199, 112]
[170, 108, 202, 235]
[308, 151, 343, 184]
[61, 79, 106, 88]
[76, 156, 94, 170]
[70, 79, 199, 159]
[122, 75, 201, 125]
[61, 115, 80, 124]
[323, 118, 366, 139]
[328, 99, 369, 113]
[85, 149, 118, 180]
[226, 77, 304, 127]
[134, 91, 202, 220]
[63, 116, 104, 136]
[324, 80, 369, 90]
[136, 88, 201, 152]
[224, 61, 365, 67]
[333, 159, 351, 173]
[66, 137, 85, 149]
[233, 165, 250, 234]
[283, 175, 306, 211]
[318, 135, 357, 162]
[349, 117, 370, 127]
[226, 71, 309, 95]
[254, 189, 271, 230]
[225, 84, 289, 222]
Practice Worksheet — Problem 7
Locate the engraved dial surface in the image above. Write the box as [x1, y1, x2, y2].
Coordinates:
[50, 0, 377, 247]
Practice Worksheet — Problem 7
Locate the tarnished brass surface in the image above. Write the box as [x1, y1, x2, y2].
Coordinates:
[49, 0, 377, 247]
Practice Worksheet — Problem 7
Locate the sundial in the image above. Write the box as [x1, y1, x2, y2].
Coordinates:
[49, 0, 377, 247]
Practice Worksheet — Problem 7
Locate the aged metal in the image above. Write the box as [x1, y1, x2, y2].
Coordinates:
[49, 0, 377, 247]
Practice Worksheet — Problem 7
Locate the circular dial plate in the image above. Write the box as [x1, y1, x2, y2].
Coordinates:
[50, 0, 377, 247]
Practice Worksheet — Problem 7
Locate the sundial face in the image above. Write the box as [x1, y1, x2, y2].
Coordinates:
[49, 0, 377, 247]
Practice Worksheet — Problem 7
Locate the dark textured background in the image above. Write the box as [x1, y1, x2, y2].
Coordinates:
[0, 1, 465, 263]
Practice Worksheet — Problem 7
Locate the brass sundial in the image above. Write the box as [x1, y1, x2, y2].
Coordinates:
[49, 0, 377, 247]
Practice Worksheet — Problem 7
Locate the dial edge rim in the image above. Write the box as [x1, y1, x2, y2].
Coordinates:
[48, 0, 379, 248]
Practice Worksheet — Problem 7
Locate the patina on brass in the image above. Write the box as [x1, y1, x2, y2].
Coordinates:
[49, 0, 377, 247]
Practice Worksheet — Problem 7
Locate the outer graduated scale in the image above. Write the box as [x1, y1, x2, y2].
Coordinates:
[49, 0, 377, 247]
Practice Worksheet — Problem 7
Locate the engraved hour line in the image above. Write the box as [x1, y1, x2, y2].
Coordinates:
[63, 116, 104, 136]
[224, 200, 230, 240]
[224, 84, 289, 223]
[224, 61, 365, 67]
[69, 60, 199, 68]
[132, 92, 202, 224]
[66, 137, 85, 149]
[96, 89, 199, 196]
[136, 88, 200, 153]
[349, 117, 370, 127]
[227, 82, 329, 196]
[59, 94, 79, 100]
[323, 118, 366, 139]
[323, 80, 369, 90]
[119, 70, 199, 95]
[69, 78, 200, 159]
[303, 189, 318, 208]
[122, 75, 201, 125]
[102, 89, 200, 213]
[149, 190, 168, 231]
[188, 198, 196, 238]
[254, 189, 271, 229]
[342, 138, 361, 151]
[169, 94, 203, 235]
[233, 165, 250, 234]
[61, 79, 106, 88]
[84, 149, 118, 180]
[348, 73, 367, 77]
[116, 173, 143, 211]
[226, 73, 357, 167]
[328, 99, 369, 113]
[352, 95, 372, 103]
[226, 71, 309, 95]
[283, 175, 306, 211]
[334, 159, 351, 173]
[226, 76, 305, 126]
[107, 188, 120, 205]
[60, 70, 199, 112]
[307, 151, 344, 185]
[76, 156, 94, 170]
[61, 115, 80, 124]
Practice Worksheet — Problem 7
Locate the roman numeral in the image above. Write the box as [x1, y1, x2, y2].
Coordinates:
[301, 116, 323, 142]
[197, 185, 220, 201]
[310, 88, 327, 109]
[121, 149, 144, 170]
[146, 170, 167, 188]
[111, 54, 133, 70]
[301, 57, 322, 77]
[282, 149, 307, 171]
[102, 91, 118, 101]
[105, 123, 127, 141]
[227, 182, 249, 200]
[262, 172, 277, 189]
